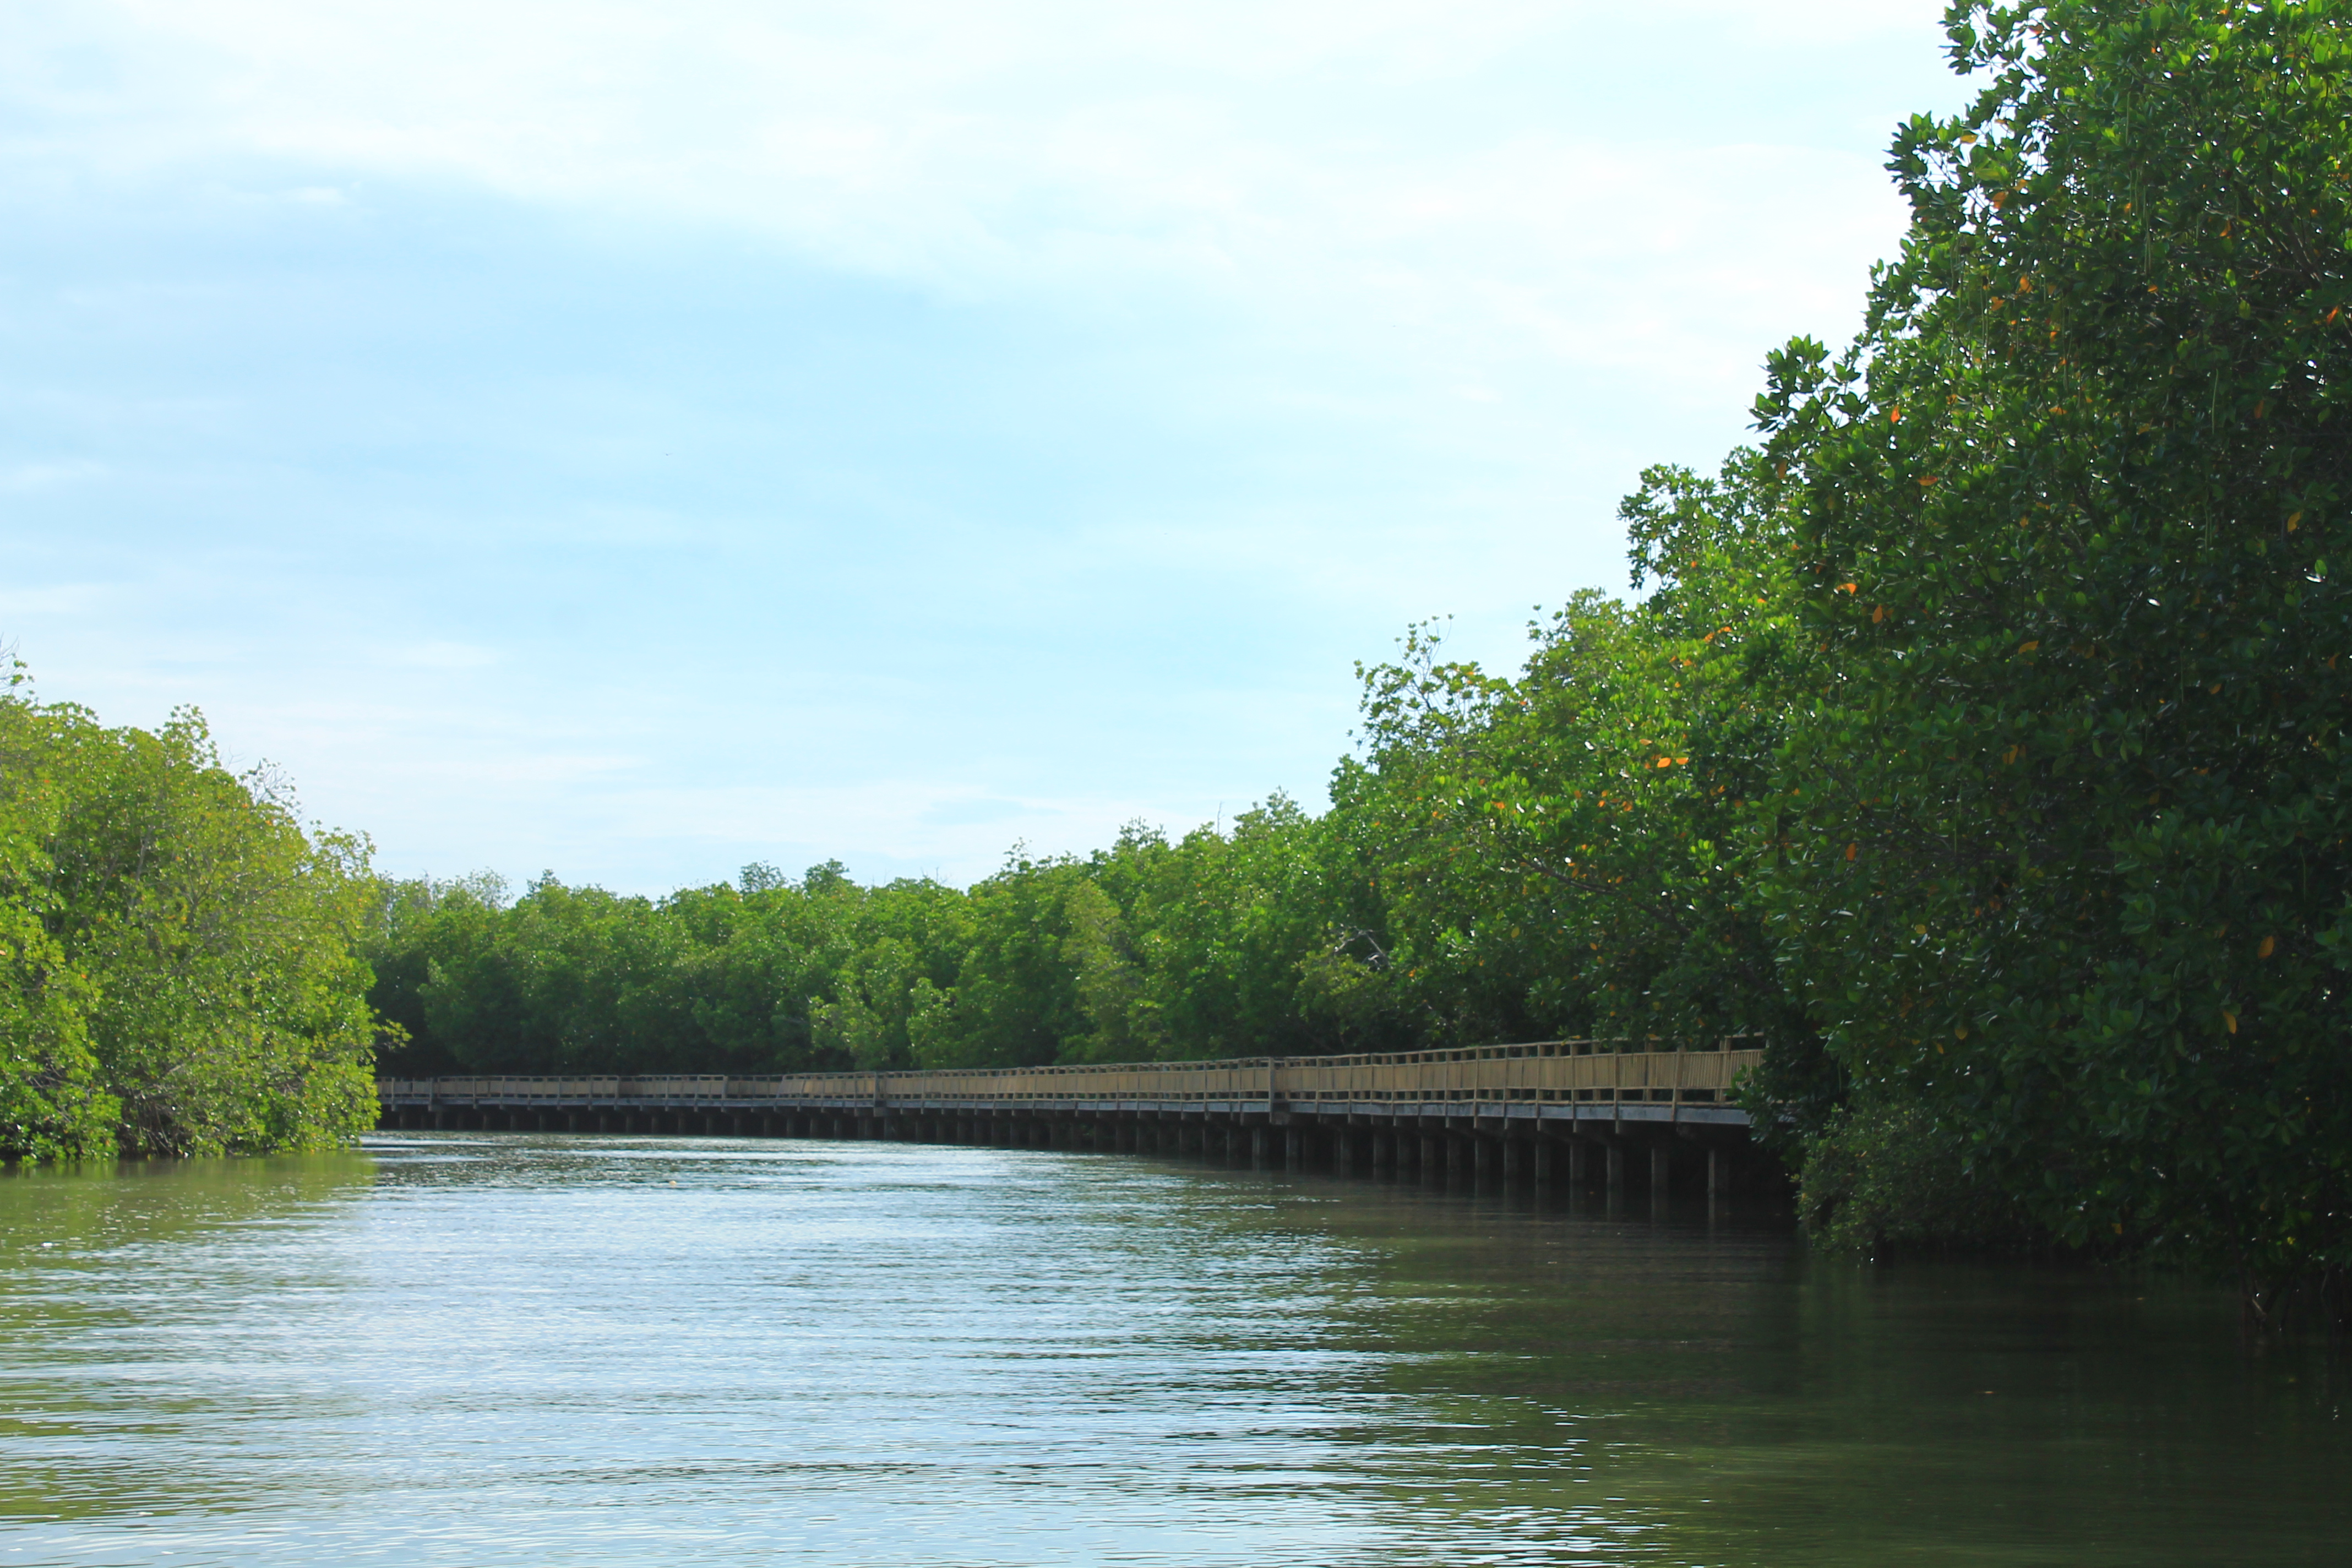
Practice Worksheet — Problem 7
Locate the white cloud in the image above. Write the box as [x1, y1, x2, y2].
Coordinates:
[10, 0, 1945, 410]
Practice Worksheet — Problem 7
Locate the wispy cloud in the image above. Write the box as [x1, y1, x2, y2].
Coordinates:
[379, 640, 502, 671]
[0, 459, 106, 491]
[13, 1, 1937, 405]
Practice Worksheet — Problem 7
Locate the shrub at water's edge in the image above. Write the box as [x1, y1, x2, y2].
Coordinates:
[1798, 1101, 2036, 1255]
[0, 671, 378, 1160]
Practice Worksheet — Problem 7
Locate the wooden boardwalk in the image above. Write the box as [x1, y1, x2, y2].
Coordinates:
[379, 1038, 1766, 1198]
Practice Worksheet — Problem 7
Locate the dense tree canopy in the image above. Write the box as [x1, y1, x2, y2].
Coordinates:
[0, 670, 113, 1160]
[1756, 0, 2352, 1304]
[366, 799, 1419, 1081]
[0, 670, 378, 1158]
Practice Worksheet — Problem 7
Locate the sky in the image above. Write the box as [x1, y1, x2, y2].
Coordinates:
[2, 0, 1973, 894]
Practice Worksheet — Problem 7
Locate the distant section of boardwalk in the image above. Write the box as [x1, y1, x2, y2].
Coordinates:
[379, 1039, 1768, 1200]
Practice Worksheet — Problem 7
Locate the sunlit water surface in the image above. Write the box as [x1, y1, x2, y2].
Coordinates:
[0, 1135, 2344, 1566]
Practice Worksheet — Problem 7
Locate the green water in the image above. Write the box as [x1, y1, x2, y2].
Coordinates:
[0, 1134, 2342, 1565]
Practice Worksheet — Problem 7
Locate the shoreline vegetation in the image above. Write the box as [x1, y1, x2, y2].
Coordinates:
[3, 2, 2346, 1320]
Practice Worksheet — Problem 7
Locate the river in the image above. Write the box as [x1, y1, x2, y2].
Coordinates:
[0, 1133, 2343, 1565]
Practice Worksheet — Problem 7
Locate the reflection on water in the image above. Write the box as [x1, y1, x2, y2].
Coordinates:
[0, 1135, 2343, 1566]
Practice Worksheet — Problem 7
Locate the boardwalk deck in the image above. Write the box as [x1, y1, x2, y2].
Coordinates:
[381, 1040, 1760, 1135]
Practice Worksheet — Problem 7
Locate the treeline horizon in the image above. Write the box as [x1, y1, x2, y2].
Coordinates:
[4, 2, 2347, 1312]
[364, 780, 1657, 1087]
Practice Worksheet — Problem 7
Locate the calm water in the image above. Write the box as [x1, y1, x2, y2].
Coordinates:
[0, 1135, 2344, 1567]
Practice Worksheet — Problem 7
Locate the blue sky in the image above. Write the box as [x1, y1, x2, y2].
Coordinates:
[3, 0, 1969, 892]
